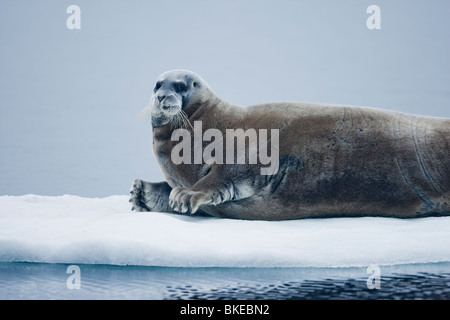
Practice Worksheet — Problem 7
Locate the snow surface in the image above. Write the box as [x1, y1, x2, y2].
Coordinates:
[1, 195, 450, 268]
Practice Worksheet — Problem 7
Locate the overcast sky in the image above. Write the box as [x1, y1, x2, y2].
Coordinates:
[0, 0, 449, 197]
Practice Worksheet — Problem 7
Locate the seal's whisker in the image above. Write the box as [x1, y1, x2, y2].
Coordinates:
[171, 110, 189, 131]
[170, 111, 189, 131]
[138, 105, 152, 122]
[169, 114, 180, 131]
[179, 110, 193, 131]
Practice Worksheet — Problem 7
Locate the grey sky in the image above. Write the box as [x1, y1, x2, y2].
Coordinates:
[0, 0, 449, 196]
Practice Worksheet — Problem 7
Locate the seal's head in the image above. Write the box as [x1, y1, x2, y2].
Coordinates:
[142, 70, 214, 128]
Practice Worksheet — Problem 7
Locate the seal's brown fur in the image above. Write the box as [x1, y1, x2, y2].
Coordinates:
[131, 70, 450, 220]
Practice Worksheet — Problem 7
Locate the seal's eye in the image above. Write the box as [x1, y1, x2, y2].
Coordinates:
[175, 83, 187, 93]
[154, 82, 162, 92]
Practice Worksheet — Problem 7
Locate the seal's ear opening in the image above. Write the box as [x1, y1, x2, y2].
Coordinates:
[193, 81, 198, 88]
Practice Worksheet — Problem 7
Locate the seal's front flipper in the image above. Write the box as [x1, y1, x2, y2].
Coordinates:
[129, 179, 173, 212]
[168, 167, 256, 215]
[169, 186, 225, 214]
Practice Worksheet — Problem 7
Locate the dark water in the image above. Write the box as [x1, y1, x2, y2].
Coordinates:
[0, 262, 449, 300]
[167, 273, 450, 300]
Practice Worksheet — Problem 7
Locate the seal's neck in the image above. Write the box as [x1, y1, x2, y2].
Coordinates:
[184, 96, 222, 122]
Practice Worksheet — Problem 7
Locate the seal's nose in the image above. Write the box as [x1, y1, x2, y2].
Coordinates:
[157, 95, 165, 102]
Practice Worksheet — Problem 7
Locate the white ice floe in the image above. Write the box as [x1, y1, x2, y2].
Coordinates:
[0, 194, 449, 268]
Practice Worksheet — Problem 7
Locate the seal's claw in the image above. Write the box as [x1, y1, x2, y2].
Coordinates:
[129, 179, 150, 212]
[169, 186, 215, 215]
[129, 179, 174, 213]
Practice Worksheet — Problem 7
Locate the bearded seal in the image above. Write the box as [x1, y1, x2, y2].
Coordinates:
[130, 70, 450, 220]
